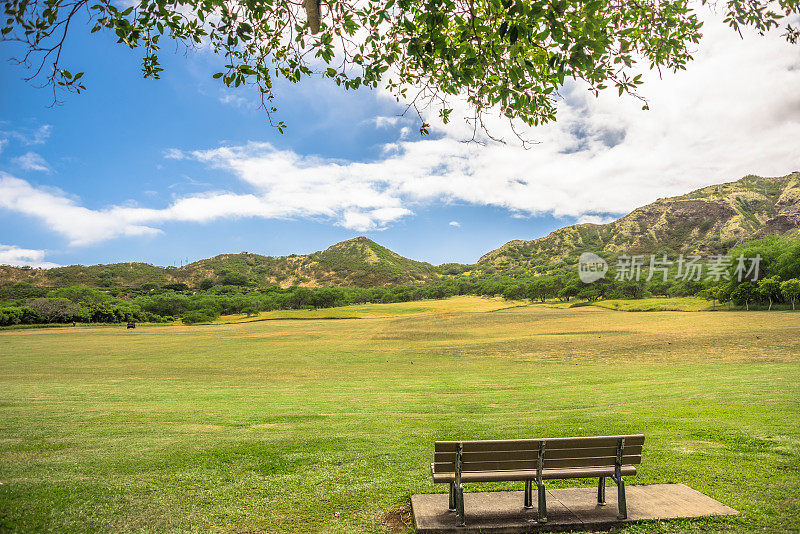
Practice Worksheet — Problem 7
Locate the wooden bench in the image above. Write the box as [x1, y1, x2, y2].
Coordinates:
[431, 434, 644, 526]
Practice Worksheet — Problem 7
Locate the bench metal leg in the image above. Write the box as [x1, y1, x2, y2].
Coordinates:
[524, 480, 533, 509]
[454, 442, 465, 526]
[448, 482, 456, 511]
[455, 484, 465, 526]
[597, 476, 606, 505]
[616, 478, 627, 520]
[536, 479, 547, 523]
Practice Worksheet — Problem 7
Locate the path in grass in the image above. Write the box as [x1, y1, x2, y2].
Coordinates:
[1, 298, 798, 532]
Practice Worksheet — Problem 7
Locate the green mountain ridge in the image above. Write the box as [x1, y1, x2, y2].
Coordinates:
[0, 237, 440, 288]
[477, 172, 800, 273]
[1, 172, 798, 288]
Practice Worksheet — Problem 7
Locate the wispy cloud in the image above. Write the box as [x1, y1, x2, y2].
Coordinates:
[372, 116, 403, 128]
[12, 152, 51, 172]
[163, 148, 186, 160]
[576, 214, 619, 225]
[0, 124, 52, 146]
[449, 220, 461, 227]
[0, 244, 60, 268]
[218, 92, 252, 108]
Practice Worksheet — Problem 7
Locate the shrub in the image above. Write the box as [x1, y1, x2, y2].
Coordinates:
[182, 309, 219, 325]
[24, 298, 82, 323]
[199, 278, 215, 290]
[781, 278, 800, 310]
[219, 272, 250, 286]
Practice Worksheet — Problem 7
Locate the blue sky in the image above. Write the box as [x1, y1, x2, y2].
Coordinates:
[1, 13, 799, 268]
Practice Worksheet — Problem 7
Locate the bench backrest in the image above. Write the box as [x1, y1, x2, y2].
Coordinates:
[433, 434, 644, 474]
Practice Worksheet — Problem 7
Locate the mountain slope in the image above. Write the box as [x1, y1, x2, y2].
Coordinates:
[0, 262, 173, 288]
[0, 237, 439, 289]
[2, 172, 799, 287]
[175, 237, 439, 288]
[478, 172, 800, 273]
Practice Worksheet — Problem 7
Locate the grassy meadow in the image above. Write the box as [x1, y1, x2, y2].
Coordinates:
[0, 296, 798, 533]
[214, 295, 527, 323]
[584, 296, 715, 312]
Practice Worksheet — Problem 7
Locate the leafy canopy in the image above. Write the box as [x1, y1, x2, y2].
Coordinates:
[2, 0, 799, 136]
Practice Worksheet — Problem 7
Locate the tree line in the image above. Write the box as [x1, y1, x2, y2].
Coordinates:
[1, 236, 798, 327]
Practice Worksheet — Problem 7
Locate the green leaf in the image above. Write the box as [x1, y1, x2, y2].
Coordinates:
[509, 24, 518, 44]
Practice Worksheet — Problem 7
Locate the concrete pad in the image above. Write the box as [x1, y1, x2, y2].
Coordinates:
[411, 484, 738, 533]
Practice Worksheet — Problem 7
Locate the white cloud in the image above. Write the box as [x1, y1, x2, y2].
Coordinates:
[0, 124, 52, 146]
[372, 116, 402, 128]
[12, 152, 51, 172]
[186, 142, 415, 230]
[28, 125, 52, 145]
[0, 244, 60, 268]
[0, 16, 798, 249]
[0, 139, 7, 155]
[0, 174, 162, 246]
[163, 148, 186, 160]
[218, 92, 252, 108]
[449, 221, 461, 227]
[381, 142, 400, 155]
[577, 214, 619, 225]
[175, 18, 798, 229]
[0, 164, 413, 245]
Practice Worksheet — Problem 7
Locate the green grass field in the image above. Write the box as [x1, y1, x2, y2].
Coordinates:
[214, 296, 525, 323]
[1, 296, 799, 533]
[586, 296, 715, 312]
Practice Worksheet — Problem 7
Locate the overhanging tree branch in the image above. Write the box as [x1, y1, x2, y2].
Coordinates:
[2, 0, 798, 140]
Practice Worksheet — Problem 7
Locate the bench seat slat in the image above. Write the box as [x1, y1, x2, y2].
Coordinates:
[433, 455, 641, 473]
[434, 434, 644, 453]
[431, 465, 637, 483]
[433, 445, 642, 463]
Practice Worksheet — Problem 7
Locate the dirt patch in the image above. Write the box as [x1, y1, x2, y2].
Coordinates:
[381, 504, 413, 533]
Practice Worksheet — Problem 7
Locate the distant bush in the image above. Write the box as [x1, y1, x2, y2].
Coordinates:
[162, 283, 190, 291]
[0, 282, 48, 300]
[25, 298, 83, 323]
[182, 309, 219, 324]
[48, 286, 111, 305]
[199, 278, 215, 290]
[0, 306, 42, 326]
[219, 272, 250, 286]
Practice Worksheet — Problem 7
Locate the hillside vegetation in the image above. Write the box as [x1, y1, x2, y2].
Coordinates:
[478, 172, 800, 274]
[1, 172, 799, 292]
[3, 233, 798, 327]
[0, 237, 440, 289]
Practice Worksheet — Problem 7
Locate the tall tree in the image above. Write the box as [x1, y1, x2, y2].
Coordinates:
[731, 282, 757, 311]
[781, 278, 800, 310]
[757, 276, 781, 310]
[3, 0, 799, 136]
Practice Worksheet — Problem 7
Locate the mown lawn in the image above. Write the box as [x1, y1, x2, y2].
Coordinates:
[0, 297, 798, 533]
